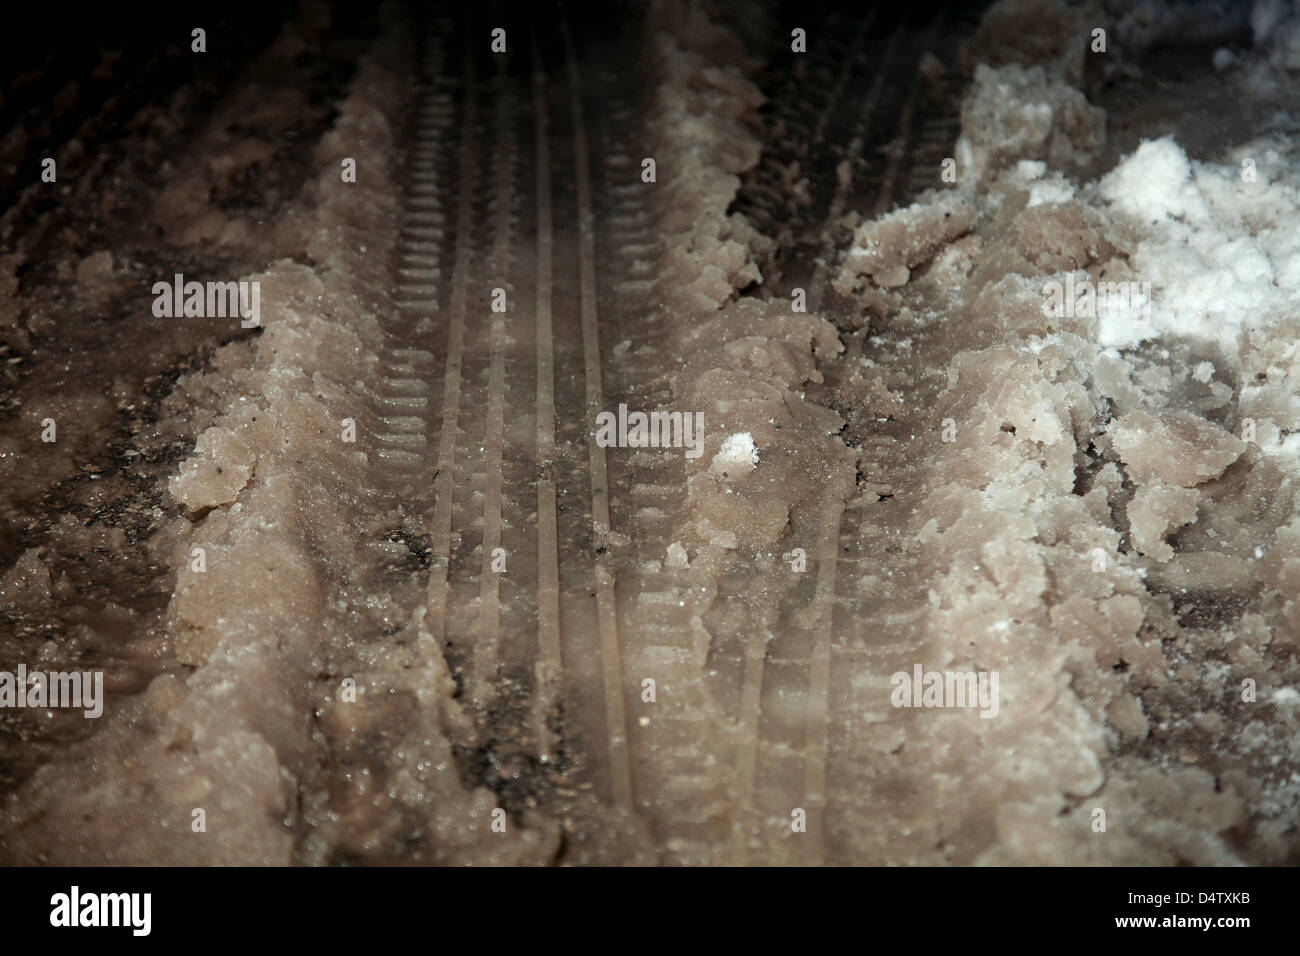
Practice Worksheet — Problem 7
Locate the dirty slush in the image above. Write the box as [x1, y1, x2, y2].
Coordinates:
[1, 0, 1298, 866]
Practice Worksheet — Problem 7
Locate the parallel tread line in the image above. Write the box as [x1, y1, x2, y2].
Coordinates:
[427, 49, 477, 641]
[532, 46, 563, 761]
[472, 66, 516, 704]
[800, 499, 842, 866]
[564, 25, 634, 812]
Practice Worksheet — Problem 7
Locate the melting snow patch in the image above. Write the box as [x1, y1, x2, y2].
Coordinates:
[709, 432, 759, 479]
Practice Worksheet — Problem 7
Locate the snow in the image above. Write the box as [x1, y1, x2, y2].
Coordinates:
[1099, 138, 1209, 224]
[1027, 175, 1076, 207]
[709, 431, 759, 479]
[1094, 136, 1300, 356]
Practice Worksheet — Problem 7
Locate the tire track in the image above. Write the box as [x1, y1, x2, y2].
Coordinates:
[805, 16, 907, 311]
[794, 3, 989, 865]
[369, 29, 453, 579]
[870, 8, 949, 220]
[729, 10, 871, 243]
[277, 4, 988, 859]
[531, 44, 563, 766]
[426, 46, 476, 650]
[791, 10, 943, 867]
[562, 23, 634, 813]
[470, 61, 518, 708]
[594, 79, 735, 858]
[714, 1, 979, 866]
[796, 500, 842, 865]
